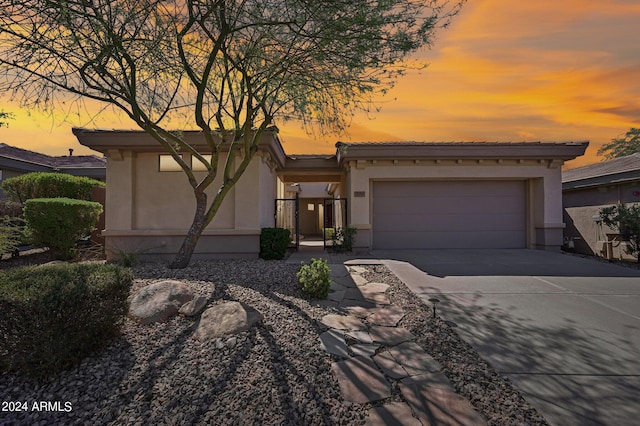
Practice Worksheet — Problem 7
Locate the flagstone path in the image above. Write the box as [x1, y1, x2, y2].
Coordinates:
[318, 264, 486, 426]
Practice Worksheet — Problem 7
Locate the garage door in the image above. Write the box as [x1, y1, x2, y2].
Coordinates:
[372, 181, 526, 249]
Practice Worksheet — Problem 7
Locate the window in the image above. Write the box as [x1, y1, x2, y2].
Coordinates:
[159, 154, 182, 172]
[307, 203, 315, 211]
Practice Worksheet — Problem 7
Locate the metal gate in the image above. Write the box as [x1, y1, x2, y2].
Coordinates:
[323, 197, 348, 250]
[274, 194, 299, 249]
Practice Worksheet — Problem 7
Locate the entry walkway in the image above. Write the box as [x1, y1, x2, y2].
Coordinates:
[288, 248, 640, 426]
[286, 249, 486, 425]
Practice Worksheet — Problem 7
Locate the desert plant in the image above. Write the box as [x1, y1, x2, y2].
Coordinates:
[330, 226, 358, 253]
[0, 263, 133, 378]
[259, 227, 291, 260]
[600, 203, 640, 262]
[24, 198, 103, 260]
[1, 172, 105, 203]
[297, 258, 331, 299]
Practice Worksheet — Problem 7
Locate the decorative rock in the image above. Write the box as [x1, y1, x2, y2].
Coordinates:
[331, 356, 392, 403]
[193, 302, 262, 341]
[129, 280, 195, 324]
[365, 402, 422, 426]
[319, 330, 350, 358]
[179, 295, 208, 316]
[321, 314, 366, 331]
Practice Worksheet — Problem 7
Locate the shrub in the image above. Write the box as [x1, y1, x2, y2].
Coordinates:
[1, 172, 105, 203]
[600, 203, 640, 262]
[259, 227, 291, 260]
[297, 258, 331, 299]
[0, 216, 24, 256]
[0, 263, 133, 378]
[24, 198, 103, 260]
[330, 226, 358, 253]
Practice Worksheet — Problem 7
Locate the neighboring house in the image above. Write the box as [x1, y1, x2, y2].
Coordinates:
[562, 153, 640, 261]
[0, 143, 106, 198]
[74, 127, 587, 260]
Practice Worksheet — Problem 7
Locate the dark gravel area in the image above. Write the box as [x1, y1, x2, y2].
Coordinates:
[1, 258, 549, 425]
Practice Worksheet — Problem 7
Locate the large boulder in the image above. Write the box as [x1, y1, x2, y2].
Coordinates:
[129, 280, 195, 324]
[193, 301, 262, 341]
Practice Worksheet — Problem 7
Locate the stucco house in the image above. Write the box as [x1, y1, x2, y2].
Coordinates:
[74, 127, 587, 260]
[563, 153, 640, 261]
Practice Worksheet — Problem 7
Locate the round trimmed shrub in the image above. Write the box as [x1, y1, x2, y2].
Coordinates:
[24, 197, 103, 259]
[1, 172, 104, 203]
[0, 263, 133, 378]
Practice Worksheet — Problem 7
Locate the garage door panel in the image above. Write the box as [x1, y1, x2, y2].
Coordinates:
[374, 196, 524, 216]
[372, 181, 526, 249]
[374, 230, 525, 249]
[374, 213, 526, 233]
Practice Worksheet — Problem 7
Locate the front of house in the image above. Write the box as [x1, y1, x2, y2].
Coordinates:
[74, 127, 587, 260]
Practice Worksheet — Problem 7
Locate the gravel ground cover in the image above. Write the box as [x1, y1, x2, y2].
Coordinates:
[1, 259, 548, 425]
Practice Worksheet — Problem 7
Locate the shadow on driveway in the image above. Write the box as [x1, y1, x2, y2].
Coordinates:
[374, 249, 640, 426]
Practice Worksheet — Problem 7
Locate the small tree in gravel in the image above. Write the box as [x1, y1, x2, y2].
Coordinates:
[600, 203, 640, 262]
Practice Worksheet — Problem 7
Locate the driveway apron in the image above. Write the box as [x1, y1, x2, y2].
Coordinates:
[374, 249, 640, 426]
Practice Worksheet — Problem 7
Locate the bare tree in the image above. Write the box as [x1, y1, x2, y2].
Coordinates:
[0, 0, 466, 268]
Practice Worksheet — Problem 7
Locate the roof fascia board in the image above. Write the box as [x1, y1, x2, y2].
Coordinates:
[73, 127, 287, 169]
[336, 142, 589, 165]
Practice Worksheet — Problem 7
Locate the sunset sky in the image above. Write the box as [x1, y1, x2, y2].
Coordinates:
[1, 0, 639, 169]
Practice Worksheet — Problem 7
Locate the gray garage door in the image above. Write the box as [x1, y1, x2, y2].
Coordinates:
[372, 180, 526, 249]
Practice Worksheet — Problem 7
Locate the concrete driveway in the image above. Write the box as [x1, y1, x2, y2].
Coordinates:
[373, 249, 640, 426]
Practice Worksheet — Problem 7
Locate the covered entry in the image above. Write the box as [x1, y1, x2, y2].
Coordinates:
[372, 180, 527, 249]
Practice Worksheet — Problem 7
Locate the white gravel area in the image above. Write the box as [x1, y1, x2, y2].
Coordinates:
[1, 259, 549, 425]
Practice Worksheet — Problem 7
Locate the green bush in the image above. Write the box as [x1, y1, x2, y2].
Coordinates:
[1, 172, 105, 203]
[0, 216, 24, 256]
[24, 198, 103, 260]
[323, 227, 335, 240]
[0, 263, 133, 378]
[297, 258, 331, 299]
[330, 226, 358, 253]
[259, 227, 291, 260]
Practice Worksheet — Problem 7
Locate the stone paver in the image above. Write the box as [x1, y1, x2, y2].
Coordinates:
[361, 282, 390, 293]
[388, 342, 442, 376]
[327, 289, 346, 302]
[351, 343, 379, 357]
[332, 356, 392, 403]
[369, 325, 415, 346]
[401, 372, 454, 391]
[365, 402, 422, 426]
[349, 266, 367, 274]
[321, 314, 367, 331]
[350, 273, 369, 287]
[319, 330, 349, 358]
[368, 306, 405, 326]
[400, 383, 487, 426]
[345, 330, 373, 344]
[373, 350, 409, 379]
[320, 262, 485, 426]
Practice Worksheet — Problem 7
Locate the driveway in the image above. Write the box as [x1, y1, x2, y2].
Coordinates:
[373, 249, 640, 426]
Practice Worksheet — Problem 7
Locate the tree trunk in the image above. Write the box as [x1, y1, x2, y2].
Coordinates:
[170, 191, 208, 269]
